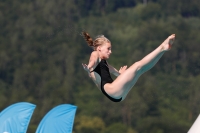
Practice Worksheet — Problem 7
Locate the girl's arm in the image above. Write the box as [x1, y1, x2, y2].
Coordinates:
[87, 52, 98, 71]
[108, 63, 127, 77]
[108, 64, 120, 76]
[82, 51, 99, 75]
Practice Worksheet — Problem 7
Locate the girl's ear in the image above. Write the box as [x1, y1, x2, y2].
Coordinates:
[97, 46, 101, 51]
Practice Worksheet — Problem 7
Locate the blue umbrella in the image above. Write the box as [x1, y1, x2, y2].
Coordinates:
[0, 102, 36, 133]
[36, 104, 77, 133]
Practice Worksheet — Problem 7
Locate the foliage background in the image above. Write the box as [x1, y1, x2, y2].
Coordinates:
[0, 0, 200, 132]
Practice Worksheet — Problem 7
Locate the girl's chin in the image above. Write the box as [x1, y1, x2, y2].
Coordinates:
[102, 55, 110, 59]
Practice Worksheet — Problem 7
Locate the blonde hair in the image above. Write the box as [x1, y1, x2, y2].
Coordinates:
[82, 31, 110, 51]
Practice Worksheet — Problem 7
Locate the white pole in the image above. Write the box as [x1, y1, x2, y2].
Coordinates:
[188, 114, 200, 133]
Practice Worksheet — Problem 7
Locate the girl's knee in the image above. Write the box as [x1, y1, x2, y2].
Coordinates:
[133, 61, 142, 72]
[130, 61, 146, 75]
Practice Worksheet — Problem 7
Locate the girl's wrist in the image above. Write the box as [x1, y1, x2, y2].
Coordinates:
[88, 66, 93, 71]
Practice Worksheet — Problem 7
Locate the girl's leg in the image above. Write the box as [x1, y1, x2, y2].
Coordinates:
[105, 34, 175, 99]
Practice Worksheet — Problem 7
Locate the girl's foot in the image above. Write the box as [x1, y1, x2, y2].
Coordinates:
[161, 34, 175, 51]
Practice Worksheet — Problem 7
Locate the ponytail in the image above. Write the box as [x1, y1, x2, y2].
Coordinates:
[82, 31, 94, 48]
[82, 31, 110, 51]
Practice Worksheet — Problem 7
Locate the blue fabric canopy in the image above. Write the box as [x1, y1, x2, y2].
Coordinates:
[0, 102, 36, 133]
[36, 104, 77, 133]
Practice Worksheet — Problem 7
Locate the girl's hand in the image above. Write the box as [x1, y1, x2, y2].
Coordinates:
[119, 65, 127, 74]
[82, 63, 90, 73]
[82, 63, 92, 78]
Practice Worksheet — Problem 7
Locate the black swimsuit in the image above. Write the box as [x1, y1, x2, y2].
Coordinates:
[91, 59, 122, 102]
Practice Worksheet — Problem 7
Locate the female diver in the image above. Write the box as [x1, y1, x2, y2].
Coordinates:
[82, 32, 175, 102]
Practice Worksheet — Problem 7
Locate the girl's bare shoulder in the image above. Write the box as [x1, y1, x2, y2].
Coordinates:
[91, 51, 98, 55]
[90, 51, 99, 58]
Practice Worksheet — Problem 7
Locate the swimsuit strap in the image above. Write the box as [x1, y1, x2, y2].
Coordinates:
[90, 58, 101, 73]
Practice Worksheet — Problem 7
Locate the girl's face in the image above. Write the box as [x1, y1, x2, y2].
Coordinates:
[98, 42, 112, 59]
